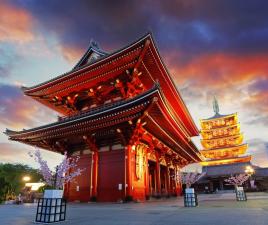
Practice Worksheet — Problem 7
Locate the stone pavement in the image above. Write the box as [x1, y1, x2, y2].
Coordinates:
[1, 193, 268, 225]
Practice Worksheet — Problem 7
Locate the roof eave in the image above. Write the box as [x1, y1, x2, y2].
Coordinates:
[21, 33, 151, 94]
[147, 34, 199, 136]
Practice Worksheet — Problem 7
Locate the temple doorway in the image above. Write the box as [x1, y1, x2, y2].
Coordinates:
[169, 168, 176, 195]
[160, 165, 167, 195]
[148, 160, 156, 196]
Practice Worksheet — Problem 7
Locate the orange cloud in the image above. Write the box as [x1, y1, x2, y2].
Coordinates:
[57, 44, 83, 64]
[166, 53, 268, 87]
[165, 52, 268, 128]
[0, 3, 34, 43]
[0, 84, 56, 129]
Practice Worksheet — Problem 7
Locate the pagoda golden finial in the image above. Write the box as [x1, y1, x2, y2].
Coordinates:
[213, 96, 219, 115]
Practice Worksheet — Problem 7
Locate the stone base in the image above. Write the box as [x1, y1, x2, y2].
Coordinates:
[36, 198, 66, 223]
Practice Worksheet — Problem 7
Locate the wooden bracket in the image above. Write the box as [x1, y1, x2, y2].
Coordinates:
[116, 128, 127, 146]
[55, 140, 68, 154]
[83, 135, 98, 152]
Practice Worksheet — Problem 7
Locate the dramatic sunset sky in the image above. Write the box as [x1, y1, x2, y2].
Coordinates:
[0, 0, 267, 170]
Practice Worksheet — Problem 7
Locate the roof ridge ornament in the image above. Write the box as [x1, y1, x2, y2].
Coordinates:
[89, 38, 100, 49]
[72, 39, 108, 70]
[213, 96, 220, 115]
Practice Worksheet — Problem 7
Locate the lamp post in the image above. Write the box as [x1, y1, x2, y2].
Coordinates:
[245, 166, 254, 176]
[245, 166, 255, 189]
[22, 176, 31, 182]
[20, 176, 31, 204]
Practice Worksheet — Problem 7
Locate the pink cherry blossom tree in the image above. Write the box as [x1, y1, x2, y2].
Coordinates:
[177, 172, 205, 188]
[224, 174, 249, 188]
[29, 149, 84, 189]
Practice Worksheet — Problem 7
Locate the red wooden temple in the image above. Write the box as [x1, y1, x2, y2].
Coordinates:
[5, 34, 202, 202]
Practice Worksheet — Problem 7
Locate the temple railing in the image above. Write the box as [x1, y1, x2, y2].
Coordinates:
[58, 85, 158, 122]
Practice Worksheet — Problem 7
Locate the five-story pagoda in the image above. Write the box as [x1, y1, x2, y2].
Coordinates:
[200, 97, 251, 167]
[199, 97, 252, 191]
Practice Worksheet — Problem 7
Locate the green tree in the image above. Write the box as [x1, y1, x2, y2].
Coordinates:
[0, 163, 42, 203]
[0, 177, 9, 202]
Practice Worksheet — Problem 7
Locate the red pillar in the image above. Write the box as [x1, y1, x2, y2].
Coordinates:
[63, 178, 69, 199]
[145, 149, 150, 198]
[174, 166, 182, 196]
[125, 145, 133, 198]
[64, 155, 72, 200]
[155, 153, 161, 197]
[91, 151, 98, 198]
[166, 167, 171, 196]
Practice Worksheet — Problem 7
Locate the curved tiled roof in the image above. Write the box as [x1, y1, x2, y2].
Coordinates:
[202, 112, 236, 121]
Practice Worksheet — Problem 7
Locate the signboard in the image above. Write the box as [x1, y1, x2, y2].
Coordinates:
[236, 186, 243, 191]
[135, 144, 146, 180]
[118, 183, 122, 190]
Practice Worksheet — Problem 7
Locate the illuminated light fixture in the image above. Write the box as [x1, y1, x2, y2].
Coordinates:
[116, 128, 121, 133]
[245, 165, 254, 175]
[116, 79, 120, 83]
[89, 88, 94, 93]
[97, 85, 102, 90]
[138, 72, 142, 76]
[22, 176, 31, 182]
[74, 93, 79, 98]
[82, 106, 89, 111]
[142, 122, 147, 126]
[82, 135, 87, 140]
[53, 96, 59, 102]
[67, 96, 71, 100]
[128, 120, 133, 125]
[25, 182, 45, 191]
[131, 145, 136, 151]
